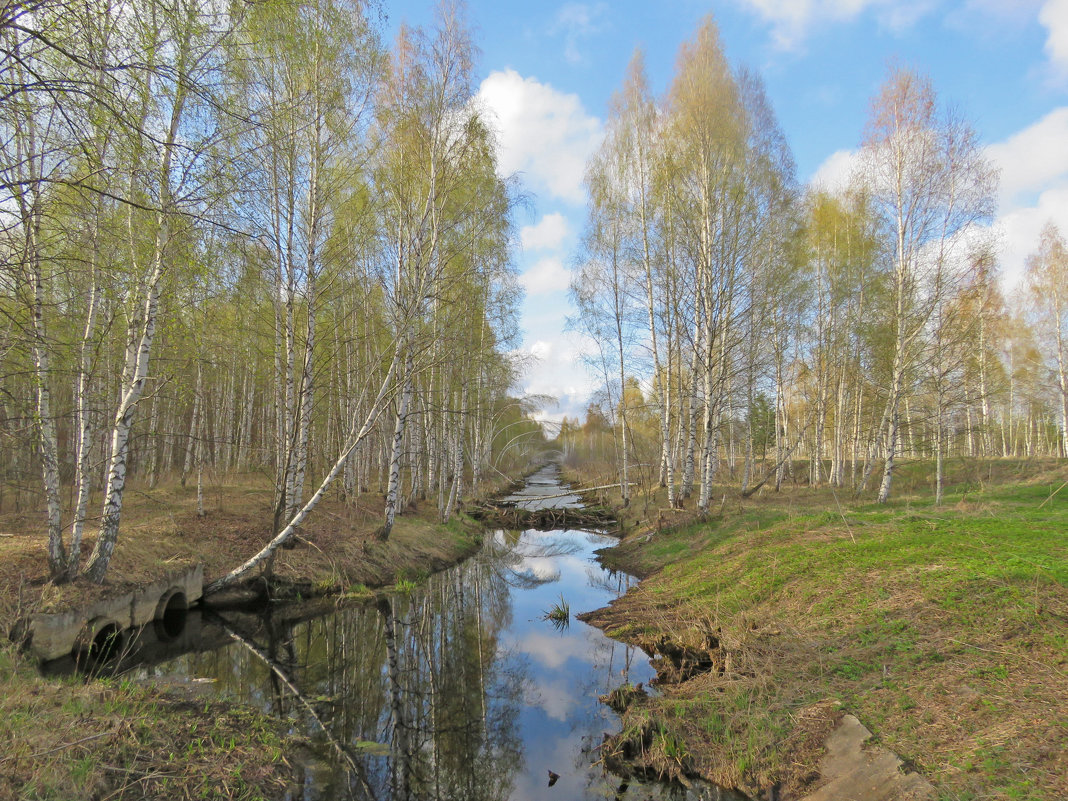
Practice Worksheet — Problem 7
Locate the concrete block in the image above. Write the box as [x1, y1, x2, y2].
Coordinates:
[22, 565, 203, 662]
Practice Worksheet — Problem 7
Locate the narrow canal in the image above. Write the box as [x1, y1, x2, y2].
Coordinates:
[108, 466, 732, 800]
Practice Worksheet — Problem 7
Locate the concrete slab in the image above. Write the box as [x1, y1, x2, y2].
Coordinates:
[800, 715, 935, 801]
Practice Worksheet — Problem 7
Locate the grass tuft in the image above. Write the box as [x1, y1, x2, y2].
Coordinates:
[542, 594, 570, 629]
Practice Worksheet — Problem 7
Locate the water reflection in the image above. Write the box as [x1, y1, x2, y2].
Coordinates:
[499, 464, 585, 510]
[126, 527, 667, 800]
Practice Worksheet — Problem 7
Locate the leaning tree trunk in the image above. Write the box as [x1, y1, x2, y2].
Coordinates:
[83, 264, 166, 583]
[204, 346, 401, 594]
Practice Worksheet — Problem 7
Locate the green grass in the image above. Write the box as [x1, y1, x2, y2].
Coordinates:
[590, 463, 1068, 800]
[542, 594, 571, 628]
[0, 642, 293, 800]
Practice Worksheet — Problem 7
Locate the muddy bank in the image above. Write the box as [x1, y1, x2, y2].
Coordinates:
[579, 595, 842, 800]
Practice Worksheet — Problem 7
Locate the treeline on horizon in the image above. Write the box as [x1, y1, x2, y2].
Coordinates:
[561, 18, 1067, 508]
[0, 0, 544, 585]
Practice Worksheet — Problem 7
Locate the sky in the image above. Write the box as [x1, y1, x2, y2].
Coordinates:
[382, 0, 1068, 426]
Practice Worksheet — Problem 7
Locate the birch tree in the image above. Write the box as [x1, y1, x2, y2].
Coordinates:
[0, 0, 157, 580]
[858, 67, 996, 503]
[374, 5, 512, 540]
[573, 143, 640, 508]
[664, 18, 748, 510]
[83, 0, 242, 582]
[232, 0, 379, 532]
[1025, 222, 1068, 457]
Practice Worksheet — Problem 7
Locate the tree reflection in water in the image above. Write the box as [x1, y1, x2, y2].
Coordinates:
[139, 526, 672, 800]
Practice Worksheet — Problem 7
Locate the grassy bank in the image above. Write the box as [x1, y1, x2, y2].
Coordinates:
[0, 473, 505, 800]
[568, 459, 1068, 801]
[0, 653, 290, 801]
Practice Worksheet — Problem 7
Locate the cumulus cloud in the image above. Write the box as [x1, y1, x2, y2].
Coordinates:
[734, 0, 934, 49]
[809, 147, 860, 192]
[520, 212, 571, 251]
[986, 107, 1068, 204]
[984, 107, 1068, 285]
[529, 339, 553, 361]
[1041, 0, 1068, 71]
[519, 257, 572, 295]
[516, 331, 601, 422]
[993, 186, 1068, 287]
[476, 69, 602, 204]
[804, 110, 1068, 291]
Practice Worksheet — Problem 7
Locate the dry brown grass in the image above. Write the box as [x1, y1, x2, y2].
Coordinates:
[0, 471, 496, 800]
[0, 472, 487, 622]
[0, 645, 293, 801]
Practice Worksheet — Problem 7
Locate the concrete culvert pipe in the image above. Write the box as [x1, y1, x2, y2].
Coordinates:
[153, 589, 189, 641]
[74, 617, 127, 664]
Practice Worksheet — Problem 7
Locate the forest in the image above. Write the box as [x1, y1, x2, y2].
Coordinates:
[564, 20, 1066, 515]
[1, 3, 1066, 801]
[0, 0, 543, 587]
[2, 2, 1067, 586]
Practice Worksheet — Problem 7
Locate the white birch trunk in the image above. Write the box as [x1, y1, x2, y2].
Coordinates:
[83, 38, 190, 582]
[381, 347, 414, 540]
[83, 256, 166, 582]
[30, 248, 66, 577]
[182, 366, 201, 487]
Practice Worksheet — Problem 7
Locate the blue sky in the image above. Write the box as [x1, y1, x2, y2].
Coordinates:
[384, 0, 1068, 424]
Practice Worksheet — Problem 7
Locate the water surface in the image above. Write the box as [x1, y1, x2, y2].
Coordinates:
[114, 467, 740, 800]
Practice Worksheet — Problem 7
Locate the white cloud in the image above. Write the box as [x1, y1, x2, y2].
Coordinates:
[519, 256, 572, 295]
[946, 1, 1042, 40]
[878, 0, 937, 31]
[993, 187, 1068, 287]
[805, 110, 1068, 293]
[520, 212, 571, 251]
[476, 69, 602, 204]
[735, 0, 933, 49]
[808, 147, 859, 192]
[529, 339, 553, 361]
[1041, 0, 1068, 71]
[983, 107, 1068, 286]
[515, 331, 601, 422]
[986, 107, 1068, 205]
